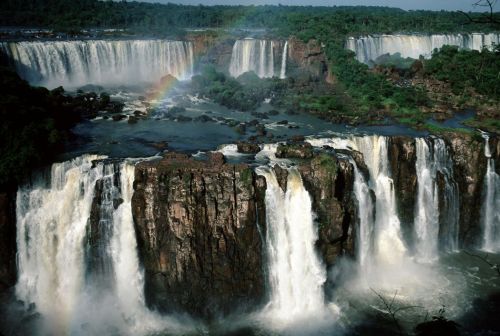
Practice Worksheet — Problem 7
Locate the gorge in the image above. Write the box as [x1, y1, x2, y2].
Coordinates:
[0, 4, 499, 334]
[1, 132, 499, 335]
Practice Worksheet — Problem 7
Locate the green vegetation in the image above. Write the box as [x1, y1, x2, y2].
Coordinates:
[0, 67, 119, 190]
[1, 1, 498, 134]
[191, 66, 287, 111]
[0, 1, 496, 36]
[424, 45, 500, 99]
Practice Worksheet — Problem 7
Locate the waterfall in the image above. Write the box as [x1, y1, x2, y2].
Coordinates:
[434, 138, 460, 252]
[350, 136, 407, 266]
[256, 167, 326, 324]
[346, 33, 500, 64]
[481, 134, 500, 252]
[414, 138, 440, 262]
[0, 40, 194, 88]
[279, 41, 288, 79]
[351, 160, 375, 270]
[412, 137, 460, 259]
[229, 39, 276, 78]
[15, 155, 185, 335]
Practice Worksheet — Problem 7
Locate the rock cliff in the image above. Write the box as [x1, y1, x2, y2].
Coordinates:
[0, 192, 16, 292]
[131, 152, 266, 317]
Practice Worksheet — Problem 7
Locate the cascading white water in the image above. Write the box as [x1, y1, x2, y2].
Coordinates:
[0, 40, 194, 88]
[346, 33, 500, 64]
[279, 41, 288, 79]
[229, 39, 276, 78]
[15, 155, 187, 335]
[349, 136, 407, 266]
[481, 134, 500, 252]
[414, 138, 440, 262]
[256, 166, 327, 325]
[350, 160, 375, 270]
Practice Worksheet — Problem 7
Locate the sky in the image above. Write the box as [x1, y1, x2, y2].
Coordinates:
[139, 0, 491, 11]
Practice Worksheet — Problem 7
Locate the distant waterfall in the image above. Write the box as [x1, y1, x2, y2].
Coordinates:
[256, 167, 326, 323]
[350, 136, 407, 266]
[481, 134, 500, 252]
[229, 39, 276, 78]
[16, 155, 183, 335]
[346, 33, 500, 64]
[0, 40, 194, 87]
[279, 41, 288, 79]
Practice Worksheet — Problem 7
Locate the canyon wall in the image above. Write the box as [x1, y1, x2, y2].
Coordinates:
[0, 134, 498, 318]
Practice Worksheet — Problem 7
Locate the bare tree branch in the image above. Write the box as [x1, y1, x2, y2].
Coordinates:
[370, 288, 423, 336]
[458, 0, 500, 25]
[464, 250, 500, 277]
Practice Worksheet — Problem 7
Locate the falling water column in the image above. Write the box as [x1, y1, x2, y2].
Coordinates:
[256, 167, 326, 324]
[481, 135, 500, 252]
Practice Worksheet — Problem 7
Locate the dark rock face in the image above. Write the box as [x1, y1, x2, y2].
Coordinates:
[237, 142, 261, 154]
[445, 134, 491, 247]
[288, 37, 328, 79]
[131, 152, 266, 317]
[0, 192, 16, 292]
[298, 153, 356, 267]
[388, 136, 417, 249]
[276, 142, 314, 159]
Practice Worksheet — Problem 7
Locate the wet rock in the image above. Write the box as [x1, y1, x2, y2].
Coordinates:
[151, 141, 168, 151]
[268, 109, 280, 116]
[176, 115, 192, 122]
[388, 136, 417, 246]
[0, 192, 16, 292]
[298, 153, 356, 267]
[235, 123, 247, 135]
[237, 142, 261, 154]
[444, 133, 489, 246]
[111, 114, 126, 121]
[277, 120, 289, 125]
[276, 142, 314, 159]
[127, 116, 138, 124]
[195, 114, 214, 123]
[132, 153, 266, 317]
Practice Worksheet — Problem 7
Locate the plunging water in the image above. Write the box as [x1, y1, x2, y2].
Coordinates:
[15, 155, 188, 335]
[256, 167, 329, 329]
[481, 134, 500, 252]
[229, 39, 276, 78]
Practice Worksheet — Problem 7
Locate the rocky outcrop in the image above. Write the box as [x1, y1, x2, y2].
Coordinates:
[131, 152, 266, 317]
[276, 142, 314, 159]
[444, 134, 496, 247]
[288, 37, 328, 79]
[0, 192, 16, 292]
[237, 142, 261, 154]
[298, 153, 356, 267]
[388, 136, 417, 249]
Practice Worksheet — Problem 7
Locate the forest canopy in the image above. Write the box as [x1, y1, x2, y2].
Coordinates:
[0, 0, 497, 36]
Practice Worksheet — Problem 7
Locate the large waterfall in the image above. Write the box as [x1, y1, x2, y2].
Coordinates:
[229, 39, 284, 78]
[0, 40, 194, 87]
[308, 135, 459, 266]
[346, 33, 500, 64]
[481, 134, 500, 252]
[15, 155, 185, 335]
[414, 138, 459, 260]
[256, 166, 328, 327]
[350, 136, 407, 266]
[351, 160, 375, 270]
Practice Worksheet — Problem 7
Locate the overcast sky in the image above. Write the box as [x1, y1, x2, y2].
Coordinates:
[139, 0, 491, 12]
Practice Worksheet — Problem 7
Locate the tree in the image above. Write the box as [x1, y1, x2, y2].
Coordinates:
[459, 0, 500, 26]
